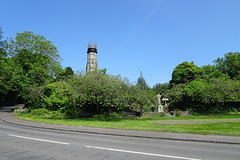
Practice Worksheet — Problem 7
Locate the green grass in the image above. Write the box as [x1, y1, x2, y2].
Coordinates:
[15, 113, 240, 136]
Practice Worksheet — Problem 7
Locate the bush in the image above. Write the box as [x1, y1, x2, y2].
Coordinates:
[229, 108, 239, 113]
[168, 79, 240, 114]
[64, 108, 79, 119]
[174, 109, 181, 117]
[14, 106, 21, 110]
[159, 112, 165, 117]
[30, 108, 50, 116]
[49, 110, 64, 119]
[92, 114, 108, 119]
[27, 71, 156, 117]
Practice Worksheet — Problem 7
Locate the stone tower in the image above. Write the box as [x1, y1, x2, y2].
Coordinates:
[86, 42, 98, 73]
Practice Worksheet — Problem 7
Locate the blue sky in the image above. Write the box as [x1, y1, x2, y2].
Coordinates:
[1, 0, 240, 87]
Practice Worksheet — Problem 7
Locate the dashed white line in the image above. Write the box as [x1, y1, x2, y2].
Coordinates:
[8, 134, 70, 145]
[86, 146, 203, 160]
[8, 134, 202, 159]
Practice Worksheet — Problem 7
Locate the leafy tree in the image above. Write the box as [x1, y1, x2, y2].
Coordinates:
[137, 71, 149, 91]
[58, 67, 74, 79]
[169, 61, 204, 87]
[152, 83, 169, 96]
[99, 68, 107, 74]
[0, 27, 12, 104]
[214, 52, 240, 80]
[166, 84, 185, 110]
[202, 64, 229, 80]
[7, 31, 63, 102]
[168, 79, 240, 114]
[0, 27, 7, 57]
[64, 67, 74, 76]
[29, 71, 156, 117]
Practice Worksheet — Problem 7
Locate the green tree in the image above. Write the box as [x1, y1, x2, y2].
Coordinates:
[168, 79, 240, 114]
[7, 31, 63, 102]
[152, 83, 169, 96]
[202, 64, 229, 80]
[214, 52, 240, 80]
[169, 61, 204, 87]
[29, 71, 156, 117]
[58, 67, 74, 79]
[166, 84, 185, 111]
[0, 27, 7, 57]
[137, 71, 149, 91]
[0, 27, 12, 104]
[64, 67, 74, 76]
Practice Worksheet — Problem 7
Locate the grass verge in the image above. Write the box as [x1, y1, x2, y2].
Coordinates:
[15, 113, 240, 136]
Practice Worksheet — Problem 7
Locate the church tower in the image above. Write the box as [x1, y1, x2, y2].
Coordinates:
[86, 42, 98, 73]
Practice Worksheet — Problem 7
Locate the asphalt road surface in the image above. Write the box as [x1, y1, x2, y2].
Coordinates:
[0, 112, 240, 160]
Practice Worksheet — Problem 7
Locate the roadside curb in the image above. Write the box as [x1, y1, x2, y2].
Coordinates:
[1, 112, 240, 145]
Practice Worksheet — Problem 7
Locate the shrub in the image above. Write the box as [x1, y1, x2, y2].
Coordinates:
[30, 108, 50, 116]
[174, 109, 181, 117]
[49, 110, 64, 119]
[64, 108, 79, 119]
[159, 112, 165, 117]
[14, 106, 21, 110]
[26, 71, 157, 118]
[229, 108, 239, 113]
[168, 79, 240, 114]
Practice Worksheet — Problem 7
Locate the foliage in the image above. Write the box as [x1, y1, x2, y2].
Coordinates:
[152, 83, 169, 96]
[64, 108, 79, 119]
[13, 106, 21, 110]
[137, 71, 149, 91]
[1, 31, 63, 104]
[58, 67, 74, 80]
[0, 27, 13, 104]
[214, 52, 240, 80]
[30, 108, 50, 116]
[174, 109, 181, 117]
[64, 67, 74, 76]
[202, 65, 229, 80]
[166, 84, 185, 110]
[167, 79, 240, 114]
[168, 56, 240, 114]
[0, 27, 7, 58]
[29, 71, 156, 116]
[159, 112, 165, 117]
[169, 61, 204, 87]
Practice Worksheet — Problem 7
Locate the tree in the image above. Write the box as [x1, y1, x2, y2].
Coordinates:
[169, 61, 204, 87]
[166, 84, 185, 111]
[58, 67, 74, 79]
[202, 64, 229, 80]
[7, 31, 63, 102]
[214, 52, 240, 80]
[0, 27, 13, 104]
[137, 71, 149, 91]
[0, 27, 7, 57]
[152, 83, 169, 96]
[167, 79, 240, 114]
[29, 71, 157, 117]
[64, 67, 74, 76]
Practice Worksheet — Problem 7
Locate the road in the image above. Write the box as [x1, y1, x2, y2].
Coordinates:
[0, 112, 240, 160]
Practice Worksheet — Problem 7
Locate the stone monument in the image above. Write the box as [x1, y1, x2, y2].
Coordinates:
[86, 42, 98, 73]
[157, 94, 163, 112]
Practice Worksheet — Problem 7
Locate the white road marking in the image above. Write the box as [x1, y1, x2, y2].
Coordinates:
[86, 146, 203, 160]
[8, 134, 70, 145]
